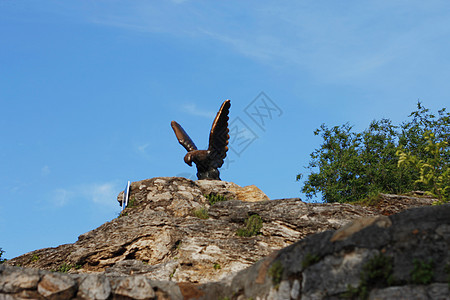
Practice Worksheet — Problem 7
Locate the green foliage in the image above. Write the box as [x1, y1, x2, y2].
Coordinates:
[31, 254, 40, 262]
[410, 258, 434, 285]
[268, 261, 283, 287]
[57, 263, 73, 273]
[213, 263, 221, 270]
[54, 262, 82, 273]
[169, 267, 177, 279]
[299, 102, 449, 203]
[397, 132, 450, 203]
[0, 248, 6, 264]
[118, 211, 128, 218]
[192, 206, 209, 219]
[301, 253, 321, 269]
[343, 253, 394, 299]
[127, 196, 136, 208]
[236, 214, 263, 237]
[117, 196, 137, 218]
[205, 193, 228, 206]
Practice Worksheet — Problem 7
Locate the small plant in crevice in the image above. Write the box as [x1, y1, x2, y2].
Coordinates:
[31, 254, 40, 262]
[268, 260, 284, 288]
[127, 196, 136, 208]
[192, 206, 209, 219]
[118, 211, 128, 218]
[57, 263, 72, 273]
[342, 253, 395, 300]
[213, 263, 221, 270]
[302, 253, 321, 269]
[410, 258, 434, 285]
[54, 262, 82, 273]
[169, 267, 177, 280]
[236, 214, 263, 237]
[205, 193, 228, 206]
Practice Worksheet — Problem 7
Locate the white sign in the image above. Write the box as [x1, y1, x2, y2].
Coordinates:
[122, 181, 131, 211]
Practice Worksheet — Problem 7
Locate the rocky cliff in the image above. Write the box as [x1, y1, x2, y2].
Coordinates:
[2, 177, 448, 299]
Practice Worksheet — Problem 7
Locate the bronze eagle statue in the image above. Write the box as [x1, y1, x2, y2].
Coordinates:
[171, 99, 231, 180]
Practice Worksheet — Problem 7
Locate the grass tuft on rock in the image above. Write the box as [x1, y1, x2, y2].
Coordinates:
[237, 214, 263, 237]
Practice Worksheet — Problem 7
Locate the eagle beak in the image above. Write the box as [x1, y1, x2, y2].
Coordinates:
[184, 154, 193, 166]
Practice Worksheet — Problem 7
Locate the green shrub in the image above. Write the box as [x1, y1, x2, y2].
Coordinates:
[193, 206, 209, 219]
[237, 214, 263, 237]
[268, 261, 283, 287]
[205, 193, 228, 206]
[55, 262, 82, 273]
[0, 248, 6, 264]
[299, 102, 449, 203]
[127, 196, 136, 208]
[410, 258, 434, 284]
[302, 253, 321, 269]
[31, 254, 40, 262]
[57, 263, 73, 273]
[343, 253, 394, 299]
[397, 132, 450, 203]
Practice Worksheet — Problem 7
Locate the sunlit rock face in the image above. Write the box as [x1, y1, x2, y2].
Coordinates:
[3, 177, 446, 300]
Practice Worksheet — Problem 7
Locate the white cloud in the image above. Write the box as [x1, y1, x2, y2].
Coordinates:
[41, 165, 50, 176]
[183, 103, 215, 118]
[82, 1, 450, 86]
[87, 182, 119, 206]
[52, 188, 73, 207]
[137, 143, 150, 154]
[50, 181, 122, 210]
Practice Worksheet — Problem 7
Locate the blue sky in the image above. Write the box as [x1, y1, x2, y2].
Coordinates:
[1, 1, 450, 259]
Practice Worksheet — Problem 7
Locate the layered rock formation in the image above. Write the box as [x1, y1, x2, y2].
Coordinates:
[2, 177, 447, 299]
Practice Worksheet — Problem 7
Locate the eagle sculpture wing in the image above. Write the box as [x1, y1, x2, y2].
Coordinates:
[208, 99, 231, 168]
[171, 121, 198, 152]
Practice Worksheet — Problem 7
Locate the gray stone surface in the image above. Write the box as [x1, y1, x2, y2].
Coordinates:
[77, 274, 111, 300]
[114, 276, 155, 300]
[37, 273, 76, 299]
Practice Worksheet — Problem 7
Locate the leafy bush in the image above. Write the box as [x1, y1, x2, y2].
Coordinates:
[410, 258, 434, 285]
[268, 261, 283, 287]
[54, 262, 81, 273]
[205, 193, 228, 206]
[237, 214, 263, 237]
[31, 254, 40, 262]
[0, 248, 6, 264]
[343, 253, 394, 299]
[299, 102, 449, 203]
[397, 132, 450, 203]
[302, 253, 321, 269]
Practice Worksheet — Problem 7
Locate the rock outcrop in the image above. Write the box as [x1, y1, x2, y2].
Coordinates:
[219, 205, 450, 299]
[2, 177, 446, 299]
[5, 177, 385, 283]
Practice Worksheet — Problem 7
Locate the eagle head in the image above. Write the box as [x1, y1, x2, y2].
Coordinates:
[184, 152, 194, 166]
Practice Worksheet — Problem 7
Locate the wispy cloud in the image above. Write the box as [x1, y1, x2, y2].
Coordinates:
[183, 103, 215, 118]
[52, 188, 73, 207]
[81, 1, 450, 86]
[41, 165, 50, 176]
[50, 181, 121, 210]
[137, 143, 150, 154]
[87, 182, 119, 206]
